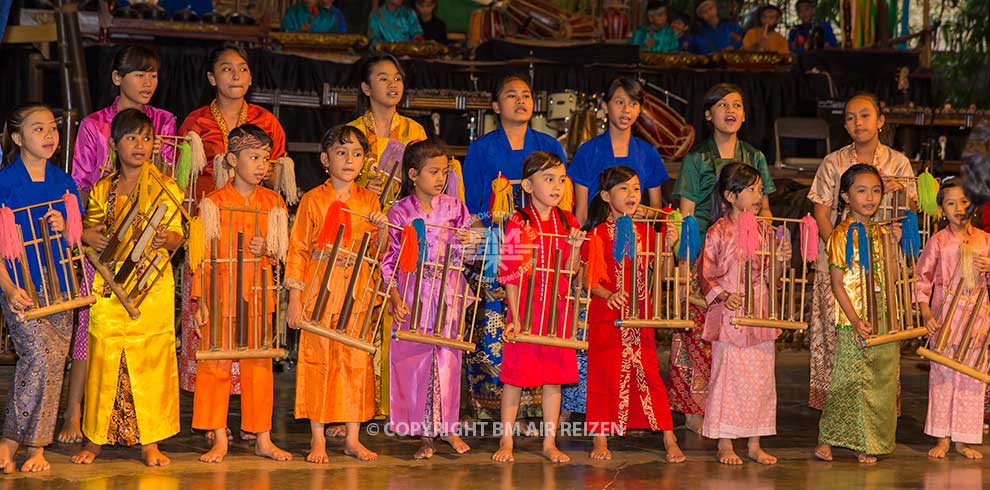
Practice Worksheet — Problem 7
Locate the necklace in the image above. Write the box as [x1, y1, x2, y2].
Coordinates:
[210, 99, 249, 151]
[529, 205, 560, 308]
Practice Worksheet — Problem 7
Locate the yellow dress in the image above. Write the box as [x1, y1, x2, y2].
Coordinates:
[82, 164, 184, 445]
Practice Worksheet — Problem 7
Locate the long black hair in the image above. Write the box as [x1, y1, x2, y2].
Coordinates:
[834, 163, 884, 225]
[399, 138, 448, 199]
[582, 166, 638, 232]
[355, 53, 405, 117]
[518, 151, 571, 231]
[712, 162, 760, 221]
[2, 102, 53, 166]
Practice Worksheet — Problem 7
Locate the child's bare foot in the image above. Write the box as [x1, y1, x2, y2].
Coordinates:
[57, 411, 84, 444]
[199, 429, 228, 463]
[141, 444, 171, 467]
[343, 438, 378, 461]
[590, 436, 612, 460]
[414, 437, 435, 460]
[325, 424, 346, 438]
[747, 447, 777, 465]
[955, 442, 983, 460]
[717, 439, 743, 465]
[492, 437, 514, 462]
[307, 433, 329, 464]
[685, 414, 704, 434]
[663, 432, 686, 463]
[542, 442, 570, 464]
[205, 427, 233, 443]
[255, 432, 292, 462]
[239, 430, 257, 441]
[814, 443, 833, 461]
[441, 434, 470, 454]
[856, 452, 877, 464]
[0, 439, 18, 473]
[928, 438, 950, 459]
[71, 442, 102, 465]
[21, 447, 50, 473]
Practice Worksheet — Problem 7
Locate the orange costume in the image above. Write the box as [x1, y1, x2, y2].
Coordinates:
[287, 181, 381, 423]
[190, 182, 287, 433]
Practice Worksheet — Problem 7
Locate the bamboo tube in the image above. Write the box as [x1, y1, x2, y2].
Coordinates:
[956, 288, 986, 363]
[652, 230, 662, 319]
[547, 251, 563, 337]
[935, 280, 966, 353]
[310, 226, 346, 323]
[236, 232, 248, 349]
[522, 260, 537, 335]
[337, 233, 372, 335]
[209, 239, 220, 350]
[433, 244, 453, 338]
[769, 231, 777, 319]
[918, 346, 990, 384]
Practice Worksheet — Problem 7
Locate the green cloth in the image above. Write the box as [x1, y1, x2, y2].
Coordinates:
[671, 137, 776, 238]
[631, 24, 679, 53]
[818, 327, 898, 454]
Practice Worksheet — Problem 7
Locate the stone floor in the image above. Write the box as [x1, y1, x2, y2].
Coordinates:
[0, 349, 986, 489]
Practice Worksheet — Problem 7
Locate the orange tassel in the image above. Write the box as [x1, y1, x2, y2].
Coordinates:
[317, 201, 350, 248]
[585, 233, 607, 288]
[398, 225, 418, 273]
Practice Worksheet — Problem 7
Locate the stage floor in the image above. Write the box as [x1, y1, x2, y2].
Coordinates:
[1, 350, 985, 490]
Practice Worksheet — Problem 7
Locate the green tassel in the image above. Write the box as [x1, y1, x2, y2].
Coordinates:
[917, 171, 939, 217]
[176, 141, 192, 191]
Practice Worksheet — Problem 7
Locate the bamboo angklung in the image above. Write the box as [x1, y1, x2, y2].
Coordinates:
[731, 217, 809, 331]
[863, 224, 927, 347]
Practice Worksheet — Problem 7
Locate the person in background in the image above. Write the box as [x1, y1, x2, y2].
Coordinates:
[691, 0, 742, 55]
[415, 0, 448, 44]
[670, 11, 693, 52]
[282, 0, 347, 33]
[788, 0, 837, 54]
[368, 0, 424, 44]
[741, 4, 789, 55]
[631, 1, 679, 53]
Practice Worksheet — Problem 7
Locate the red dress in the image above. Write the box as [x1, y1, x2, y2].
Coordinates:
[498, 207, 580, 387]
[583, 221, 673, 434]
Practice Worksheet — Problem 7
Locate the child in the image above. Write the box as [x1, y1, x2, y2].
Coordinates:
[493, 151, 586, 464]
[571, 78, 669, 224]
[72, 109, 184, 467]
[281, 0, 347, 33]
[368, 0, 424, 45]
[741, 4, 789, 55]
[699, 163, 787, 465]
[806, 92, 915, 411]
[788, 0, 838, 54]
[415, 0, 447, 44]
[816, 164, 899, 464]
[61, 46, 177, 444]
[0, 103, 79, 473]
[382, 139, 473, 459]
[631, 1, 678, 53]
[915, 179, 990, 460]
[670, 11, 693, 52]
[691, 0, 742, 55]
[581, 166, 685, 463]
[286, 125, 387, 463]
[190, 124, 292, 463]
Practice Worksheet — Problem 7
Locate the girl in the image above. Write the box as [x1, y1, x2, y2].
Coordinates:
[570, 77, 669, 224]
[699, 163, 786, 465]
[741, 4, 789, 55]
[671, 82, 775, 431]
[60, 44, 177, 446]
[382, 139, 473, 459]
[915, 179, 990, 460]
[581, 166, 684, 463]
[494, 151, 585, 464]
[0, 103, 79, 473]
[816, 164, 899, 464]
[462, 73, 565, 423]
[72, 109, 184, 467]
[806, 92, 915, 411]
[286, 125, 387, 463]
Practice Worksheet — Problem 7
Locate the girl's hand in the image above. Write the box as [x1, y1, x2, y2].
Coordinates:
[390, 295, 410, 323]
[192, 300, 207, 338]
[974, 255, 990, 273]
[924, 314, 940, 336]
[83, 226, 109, 252]
[665, 225, 679, 249]
[853, 317, 873, 339]
[606, 291, 628, 310]
[152, 135, 163, 158]
[5, 287, 33, 314]
[151, 229, 170, 249]
[287, 296, 303, 329]
[366, 173, 385, 196]
[501, 321, 519, 343]
[890, 223, 903, 243]
[249, 235, 265, 256]
[368, 211, 390, 229]
[777, 237, 793, 261]
[883, 178, 905, 193]
[567, 229, 586, 248]
[724, 293, 743, 310]
[45, 208, 65, 233]
[456, 229, 476, 246]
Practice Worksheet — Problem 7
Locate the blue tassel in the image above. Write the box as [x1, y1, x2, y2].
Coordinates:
[845, 222, 871, 270]
[483, 226, 501, 279]
[900, 210, 921, 260]
[678, 215, 701, 266]
[412, 218, 428, 265]
[613, 216, 636, 263]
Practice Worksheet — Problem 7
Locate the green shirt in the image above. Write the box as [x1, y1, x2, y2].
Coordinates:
[672, 137, 776, 238]
[631, 24, 679, 53]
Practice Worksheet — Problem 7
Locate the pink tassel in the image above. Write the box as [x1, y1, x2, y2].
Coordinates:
[0, 206, 23, 262]
[62, 192, 83, 247]
[737, 211, 760, 260]
[799, 214, 819, 262]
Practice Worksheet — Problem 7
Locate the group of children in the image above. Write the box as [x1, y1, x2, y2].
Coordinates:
[281, 0, 448, 46]
[0, 43, 986, 476]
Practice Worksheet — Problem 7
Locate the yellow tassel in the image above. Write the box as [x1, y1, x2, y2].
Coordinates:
[187, 217, 206, 271]
[448, 157, 466, 203]
[490, 174, 513, 224]
[213, 154, 230, 190]
[266, 206, 289, 261]
[960, 243, 978, 291]
[199, 197, 221, 245]
[559, 176, 575, 212]
[275, 156, 299, 205]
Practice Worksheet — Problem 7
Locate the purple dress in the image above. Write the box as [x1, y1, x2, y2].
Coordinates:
[382, 193, 472, 437]
[70, 98, 177, 361]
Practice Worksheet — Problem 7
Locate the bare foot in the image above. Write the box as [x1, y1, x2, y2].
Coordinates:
[717, 440, 743, 465]
[814, 443, 832, 462]
[306, 433, 329, 464]
[542, 443, 570, 464]
[343, 438, 378, 461]
[590, 436, 612, 460]
[955, 442, 983, 460]
[492, 437, 514, 462]
[71, 442, 102, 465]
[325, 424, 346, 438]
[928, 438, 950, 459]
[57, 412, 84, 444]
[255, 436, 292, 462]
[441, 434, 470, 454]
[748, 447, 777, 465]
[856, 452, 877, 464]
[415, 437, 435, 460]
[663, 432, 686, 463]
[200, 430, 228, 463]
[240, 430, 257, 441]
[142, 444, 171, 467]
[21, 447, 50, 473]
[685, 414, 704, 434]
[0, 439, 18, 473]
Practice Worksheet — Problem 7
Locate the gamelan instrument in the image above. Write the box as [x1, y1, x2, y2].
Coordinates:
[269, 32, 370, 54]
[639, 52, 709, 68]
[878, 175, 934, 247]
[917, 246, 990, 382]
[248, 85, 491, 113]
[98, 0, 270, 43]
[708, 51, 794, 71]
[373, 41, 449, 59]
[156, 133, 207, 212]
[633, 89, 697, 160]
[0, 195, 95, 320]
[391, 224, 484, 353]
[500, 0, 603, 40]
[85, 168, 190, 319]
[195, 205, 288, 361]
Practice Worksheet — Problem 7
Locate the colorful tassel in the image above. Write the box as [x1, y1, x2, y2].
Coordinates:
[737, 211, 760, 260]
[677, 215, 700, 266]
[670, 209, 684, 251]
[212, 154, 230, 190]
[845, 222, 871, 270]
[586, 233, 607, 288]
[559, 176, 575, 212]
[412, 217, 428, 264]
[266, 207, 289, 261]
[899, 210, 921, 260]
[960, 243, 978, 291]
[489, 174, 513, 224]
[199, 197, 221, 245]
[62, 191, 83, 248]
[613, 216, 636, 263]
[0, 206, 22, 262]
[187, 217, 205, 271]
[316, 201, 350, 248]
[447, 158, 466, 203]
[916, 171, 939, 217]
[186, 132, 207, 179]
[275, 156, 299, 205]
[799, 214, 819, 262]
[398, 225, 419, 273]
[175, 140, 193, 191]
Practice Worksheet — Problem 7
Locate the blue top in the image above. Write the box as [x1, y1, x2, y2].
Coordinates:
[281, 3, 347, 33]
[463, 126, 566, 219]
[368, 5, 423, 44]
[568, 132, 669, 206]
[691, 20, 742, 54]
[0, 158, 81, 297]
[143, 0, 214, 16]
[787, 20, 838, 54]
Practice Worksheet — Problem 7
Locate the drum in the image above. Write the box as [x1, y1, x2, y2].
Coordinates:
[633, 91, 696, 160]
[468, 6, 506, 47]
[602, 5, 630, 40]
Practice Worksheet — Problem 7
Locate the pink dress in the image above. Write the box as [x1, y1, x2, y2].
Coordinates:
[498, 207, 580, 388]
[915, 226, 990, 444]
[699, 215, 781, 439]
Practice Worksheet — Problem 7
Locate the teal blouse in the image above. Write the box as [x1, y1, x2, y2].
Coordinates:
[631, 24, 679, 53]
[281, 3, 346, 33]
